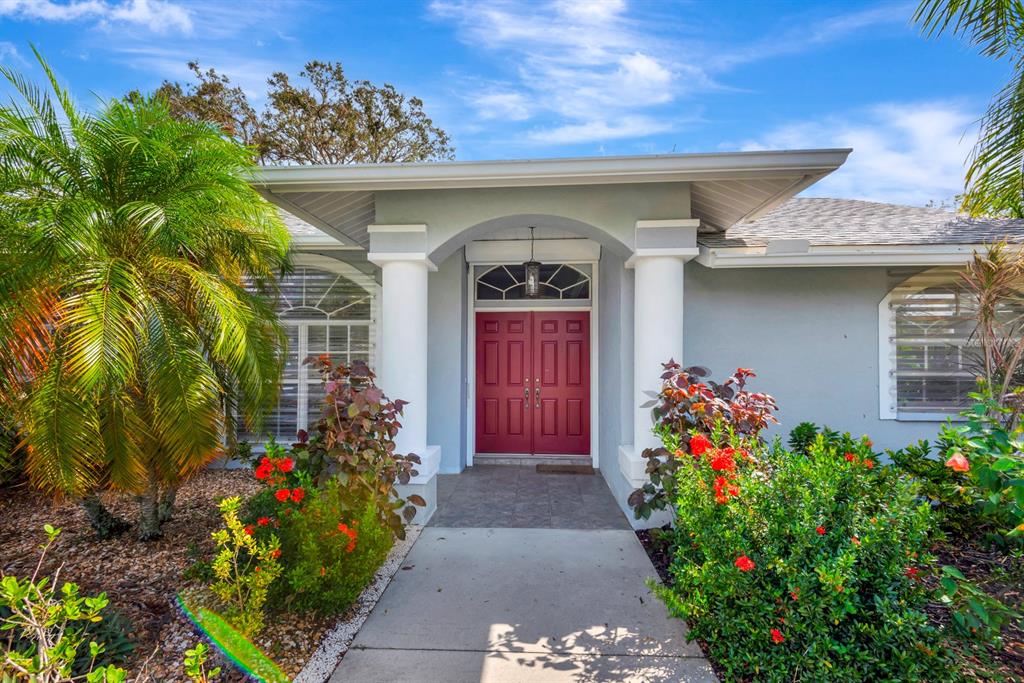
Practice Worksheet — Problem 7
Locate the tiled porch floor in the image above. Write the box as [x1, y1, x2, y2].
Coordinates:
[429, 464, 631, 529]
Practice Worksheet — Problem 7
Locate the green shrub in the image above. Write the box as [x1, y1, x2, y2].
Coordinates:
[275, 480, 393, 614]
[0, 525, 130, 682]
[658, 433, 952, 682]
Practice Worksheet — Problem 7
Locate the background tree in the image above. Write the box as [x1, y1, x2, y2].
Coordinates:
[153, 60, 454, 165]
[915, 0, 1024, 216]
[0, 50, 290, 539]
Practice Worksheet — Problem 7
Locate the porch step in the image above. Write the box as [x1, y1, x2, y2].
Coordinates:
[473, 453, 593, 467]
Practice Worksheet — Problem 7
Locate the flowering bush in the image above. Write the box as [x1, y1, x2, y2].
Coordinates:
[658, 433, 951, 681]
[210, 497, 282, 637]
[629, 362, 778, 519]
[294, 357, 423, 538]
[244, 442, 393, 615]
[274, 480, 392, 614]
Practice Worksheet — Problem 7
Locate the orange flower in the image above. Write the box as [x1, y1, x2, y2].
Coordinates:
[271, 549, 281, 559]
[863, 459, 874, 469]
[945, 452, 970, 472]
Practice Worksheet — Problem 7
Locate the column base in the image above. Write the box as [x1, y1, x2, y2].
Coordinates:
[396, 445, 441, 525]
[618, 444, 673, 530]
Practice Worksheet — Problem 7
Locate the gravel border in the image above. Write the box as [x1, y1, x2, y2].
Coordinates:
[292, 524, 423, 683]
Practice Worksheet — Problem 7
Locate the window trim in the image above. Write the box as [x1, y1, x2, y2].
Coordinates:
[878, 272, 973, 422]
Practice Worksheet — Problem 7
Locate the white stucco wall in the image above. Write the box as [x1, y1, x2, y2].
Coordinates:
[426, 249, 468, 474]
[683, 265, 943, 450]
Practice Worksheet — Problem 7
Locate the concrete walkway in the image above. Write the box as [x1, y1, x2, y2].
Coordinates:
[330, 526, 716, 682]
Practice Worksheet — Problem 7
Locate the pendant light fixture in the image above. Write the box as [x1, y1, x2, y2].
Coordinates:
[524, 226, 541, 298]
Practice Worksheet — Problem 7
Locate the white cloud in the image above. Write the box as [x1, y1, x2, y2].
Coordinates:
[527, 115, 674, 143]
[0, 0, 192, 33]
[740, 101, 976, 206]
[430, 0, 906, 147]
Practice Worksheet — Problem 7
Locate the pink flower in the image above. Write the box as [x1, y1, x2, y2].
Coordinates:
[945, 452, 970, 472]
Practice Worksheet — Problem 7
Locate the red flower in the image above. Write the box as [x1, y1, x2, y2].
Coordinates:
[338, 521, 358, 553]
[770, 628, 785, 644]
[291, 487, 305, 503]
[258, 517, 270, 526]
[260, 456, 271, 468]
[851, 536, 861, 546]
[844, 452, 856, 462]
[275, 488, 291, 502]
[689, 434, 712, 457]
[710, 452, 736, 472]
[863, 459, 874, 469]
[790, 589, 799, 601]
[243, 525, 254, 536]
[254, 464, 272, 480]
[905, 566, 919, 580]
[278, 457, 294, 473]
[271, 549, 281, 559]
[735, 555, 755, 572]
[945, 452, 970, 472]
[816, 526, 825, 535]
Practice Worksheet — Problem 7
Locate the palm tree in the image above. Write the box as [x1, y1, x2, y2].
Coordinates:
[0, 49, 290, 539]
[914, 1, 1024, 216]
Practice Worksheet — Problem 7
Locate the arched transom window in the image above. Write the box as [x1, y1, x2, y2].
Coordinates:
[243, 264, 376, 443]
[475, 263, 591, 302]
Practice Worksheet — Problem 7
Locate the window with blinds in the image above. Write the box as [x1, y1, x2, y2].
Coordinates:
[241, 265, 375, 444]
[882, 267, 1023, 417]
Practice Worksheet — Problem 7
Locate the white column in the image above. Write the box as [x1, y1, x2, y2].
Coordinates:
[632, 255, 686, 451]
[378, 258, 429, 457]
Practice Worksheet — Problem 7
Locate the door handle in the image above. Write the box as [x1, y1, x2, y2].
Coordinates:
[524, 385, 529, 408]
[534, 378, 540, 409]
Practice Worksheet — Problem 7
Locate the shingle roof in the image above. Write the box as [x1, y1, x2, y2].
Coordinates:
[699, 197, 1024, 248]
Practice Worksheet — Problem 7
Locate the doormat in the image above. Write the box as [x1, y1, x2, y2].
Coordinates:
[536, 464, 595, 475]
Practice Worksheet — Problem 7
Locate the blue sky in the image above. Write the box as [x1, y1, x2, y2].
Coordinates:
[0, 0, 1008, 206]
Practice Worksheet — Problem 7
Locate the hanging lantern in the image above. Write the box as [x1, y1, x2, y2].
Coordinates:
[524, 226, 541, 298]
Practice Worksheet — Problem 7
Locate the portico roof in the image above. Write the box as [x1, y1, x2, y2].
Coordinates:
[254, 149, 851, 248]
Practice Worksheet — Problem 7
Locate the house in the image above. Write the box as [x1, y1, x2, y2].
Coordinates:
[251, 150, 1024, 526]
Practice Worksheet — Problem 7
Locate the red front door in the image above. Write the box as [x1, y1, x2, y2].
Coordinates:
[475, 311, 590, 455]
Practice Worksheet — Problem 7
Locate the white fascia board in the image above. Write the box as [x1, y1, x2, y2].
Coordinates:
[290, 234, 363, 250]
[696, 244, 1000, 268]
[252, 149, 852, 193]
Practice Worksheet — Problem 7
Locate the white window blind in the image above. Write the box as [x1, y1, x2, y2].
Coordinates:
[241, 266, 376, 443]
[883, 267, 1024, 417]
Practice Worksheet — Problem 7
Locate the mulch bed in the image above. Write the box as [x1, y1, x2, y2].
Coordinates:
[636, 526, 1024, 682]
[0, 469, 332, 682]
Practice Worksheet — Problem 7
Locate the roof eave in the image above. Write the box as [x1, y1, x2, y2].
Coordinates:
[252, 148, 852, 193]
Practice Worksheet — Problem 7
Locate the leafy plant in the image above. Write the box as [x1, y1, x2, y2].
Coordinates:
[275, 481, 392, 615]
[657, 434, 952, 681]
[210, 497, 282, 637]
[888, 439, 981, 537]
[0, 525, 130, 682]
[935, 564, 1023, 644]
[0, 49, 290, 540]
[628, 363, 779, 519]
[294, 357, 423, 538]
[936, 392, 1024, 537]
[183, 642, 220, 683]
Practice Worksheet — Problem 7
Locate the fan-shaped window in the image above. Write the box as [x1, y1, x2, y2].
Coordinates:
[475, 263, 591, 301]
[880, 267, 1024, 418]
[241, 265, 376, 443]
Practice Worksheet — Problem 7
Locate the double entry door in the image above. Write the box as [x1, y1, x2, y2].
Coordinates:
[475, 311, 590, 455]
